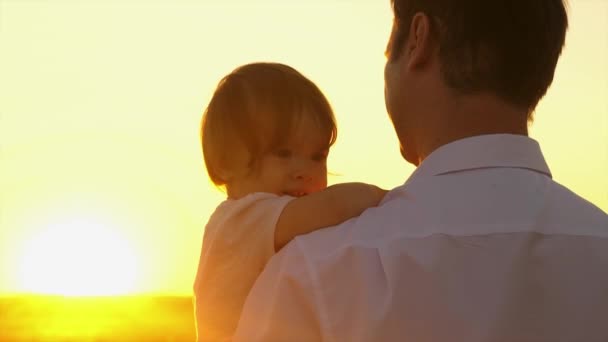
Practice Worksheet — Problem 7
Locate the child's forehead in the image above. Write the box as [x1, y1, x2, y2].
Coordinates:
[280, 115, 330, 148]
[249, 104, 334, 151]
[291, 114, 324, 135]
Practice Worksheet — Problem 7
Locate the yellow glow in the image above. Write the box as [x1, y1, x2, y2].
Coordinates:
[16, 216, 140, 297]
[0, 1, 606, 296]
[2, 296, 195, 341]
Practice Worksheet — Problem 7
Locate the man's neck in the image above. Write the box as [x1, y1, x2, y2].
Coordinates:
[416, 94, 529, 164]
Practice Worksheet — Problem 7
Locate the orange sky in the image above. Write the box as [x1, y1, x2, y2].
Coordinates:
[1, 1, 606, 296]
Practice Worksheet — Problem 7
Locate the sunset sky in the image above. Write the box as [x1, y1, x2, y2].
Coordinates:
[1, 0, 606, 296]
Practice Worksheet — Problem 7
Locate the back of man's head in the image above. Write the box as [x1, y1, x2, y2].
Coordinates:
[388, 0, 568, 119]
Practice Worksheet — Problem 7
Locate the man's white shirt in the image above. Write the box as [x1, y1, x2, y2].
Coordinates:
[233, 134, 608, 342]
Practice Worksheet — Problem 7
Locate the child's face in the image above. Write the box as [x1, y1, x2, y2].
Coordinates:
[233, 115, 329, 198]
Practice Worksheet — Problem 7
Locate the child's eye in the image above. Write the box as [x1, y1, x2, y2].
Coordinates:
[274, 149, 292, 159]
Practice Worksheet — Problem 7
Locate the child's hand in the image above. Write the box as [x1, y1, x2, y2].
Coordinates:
[343, 183, 388, 213]
[370, 185, 389, 205]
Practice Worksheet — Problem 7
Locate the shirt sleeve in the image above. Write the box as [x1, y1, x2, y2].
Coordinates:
[193, 193, 295, 342]
[233, 240, 326, 342]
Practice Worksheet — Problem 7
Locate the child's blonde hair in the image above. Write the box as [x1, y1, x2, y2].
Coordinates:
[201, 62, 337, 187]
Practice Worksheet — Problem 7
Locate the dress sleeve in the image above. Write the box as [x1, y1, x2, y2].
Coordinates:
[193, 193, 295, 342]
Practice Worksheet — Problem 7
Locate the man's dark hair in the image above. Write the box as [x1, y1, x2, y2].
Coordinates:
[387, 0, 568, 117]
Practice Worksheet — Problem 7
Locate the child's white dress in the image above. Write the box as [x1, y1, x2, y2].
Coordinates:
[193, 192, 294, 342]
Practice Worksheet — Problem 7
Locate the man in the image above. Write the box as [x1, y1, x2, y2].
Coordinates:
[233, 0, 608, 341]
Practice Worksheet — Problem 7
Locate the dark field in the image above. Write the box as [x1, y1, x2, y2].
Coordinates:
[0, 295, 195, 342]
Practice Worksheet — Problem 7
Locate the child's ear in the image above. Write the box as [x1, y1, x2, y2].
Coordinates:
[215, 165, 237, 183]
[217, 154, 252, 183]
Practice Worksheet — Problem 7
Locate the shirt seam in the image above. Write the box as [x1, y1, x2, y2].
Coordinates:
[339, 231, 608, 253]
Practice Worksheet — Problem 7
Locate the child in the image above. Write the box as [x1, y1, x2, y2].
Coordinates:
[193, 62, 386, 341]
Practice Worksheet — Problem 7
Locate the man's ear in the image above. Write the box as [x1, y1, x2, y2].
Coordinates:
[405, 12, 435, 70]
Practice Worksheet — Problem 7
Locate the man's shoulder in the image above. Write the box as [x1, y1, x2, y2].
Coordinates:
[274, 177, 608, 268]
[543, 180, 608, 230]
[281, 189, 415, 265]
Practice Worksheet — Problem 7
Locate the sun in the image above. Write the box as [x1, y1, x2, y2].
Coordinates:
[16, 215, 141, 297]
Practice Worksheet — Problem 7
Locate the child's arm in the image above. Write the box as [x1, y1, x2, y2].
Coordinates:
[274, 182, 388, 251]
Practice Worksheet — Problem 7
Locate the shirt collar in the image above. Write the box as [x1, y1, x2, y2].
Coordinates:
[406, 134, 552, 183]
